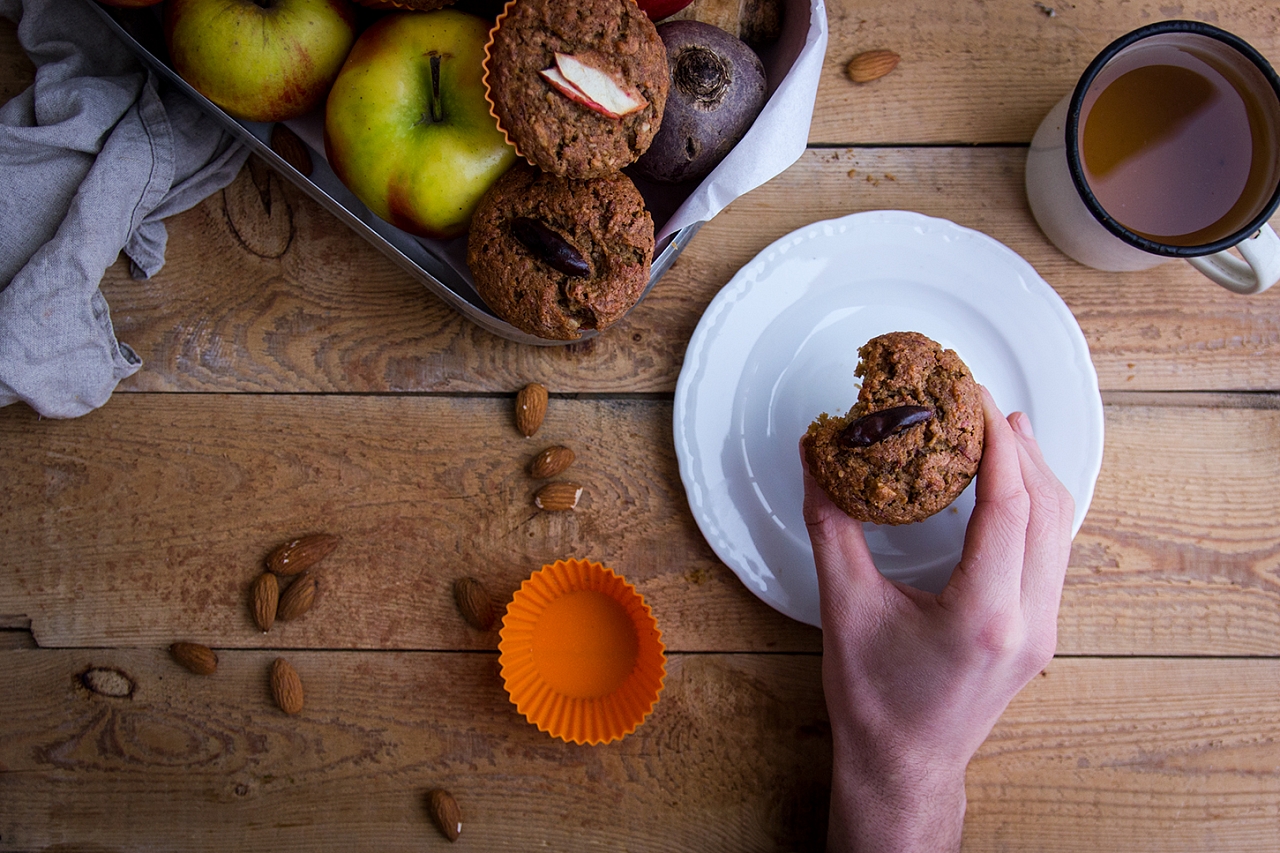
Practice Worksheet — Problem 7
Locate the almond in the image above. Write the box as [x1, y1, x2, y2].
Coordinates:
[277, 572, 318, 621]
[170, 641, 218, 675]
[528, 445, 575, 479]
[270, 657, 304, 715]
[453, 576, 496, 631]
[515, 382, 548, 437]
[846, 49, 900, 83]
[269, 123, 313, 176]
[426, 788, 462, 842]
[251, 572, 279, 633]
[80, 667, 134, 697]
[534, 481, 582, 511]
[267, 533, 341, 576]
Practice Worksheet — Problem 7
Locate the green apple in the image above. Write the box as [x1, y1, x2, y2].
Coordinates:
[323, 11, 517, 240]
[165, 0, 356, 123]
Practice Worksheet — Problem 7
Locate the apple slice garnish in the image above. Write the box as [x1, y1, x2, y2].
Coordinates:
[539, 66, 619, 118]
[538, 53, 649, 119]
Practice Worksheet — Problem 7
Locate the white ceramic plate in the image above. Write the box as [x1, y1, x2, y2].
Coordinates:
[673, 210, 1104, 628]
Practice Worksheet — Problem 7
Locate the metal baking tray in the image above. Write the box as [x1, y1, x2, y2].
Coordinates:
[85, 0, 713, 345]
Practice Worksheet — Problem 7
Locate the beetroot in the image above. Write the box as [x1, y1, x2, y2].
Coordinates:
[634, 21, 767, 184]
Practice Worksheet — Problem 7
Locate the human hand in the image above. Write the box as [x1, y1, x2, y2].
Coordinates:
[803, 387, 1075, 852]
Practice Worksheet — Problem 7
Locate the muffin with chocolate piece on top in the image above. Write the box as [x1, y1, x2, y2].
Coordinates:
[467, 163, 653, 340]
[802, 331, 984, 525]
[483, 0, 669, 178]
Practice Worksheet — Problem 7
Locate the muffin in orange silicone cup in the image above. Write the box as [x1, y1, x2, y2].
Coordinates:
[481, 0, 668, 178]
[499, 559, 666, 745]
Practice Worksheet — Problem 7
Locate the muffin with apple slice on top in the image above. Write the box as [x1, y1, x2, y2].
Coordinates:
[483, 0, 669, 178]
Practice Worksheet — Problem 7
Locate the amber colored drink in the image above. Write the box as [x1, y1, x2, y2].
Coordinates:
[1079, 34, 1280, 246]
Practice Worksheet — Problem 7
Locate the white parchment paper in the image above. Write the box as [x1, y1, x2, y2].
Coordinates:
[654, 0, 827, 240]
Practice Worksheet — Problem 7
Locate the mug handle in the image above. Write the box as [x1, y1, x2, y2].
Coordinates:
[1187, 224, 1280, 295]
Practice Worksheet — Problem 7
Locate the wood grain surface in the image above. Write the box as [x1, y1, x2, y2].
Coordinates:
[814, 0, 1280, 144]
[0, 649, 832, 852]
[3, 651, 1278, 852]
[4, 395, 1280, 656]
[6, 1, 1280, 850]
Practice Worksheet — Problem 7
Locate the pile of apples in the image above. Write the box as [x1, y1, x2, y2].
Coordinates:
[101, 0, 698, 238]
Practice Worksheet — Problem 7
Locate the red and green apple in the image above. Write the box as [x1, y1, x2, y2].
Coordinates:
[165, 0, 356, 123]
[323, 11, 517, 240]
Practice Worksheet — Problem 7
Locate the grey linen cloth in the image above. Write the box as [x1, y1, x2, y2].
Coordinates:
[0, 0, 248, 418]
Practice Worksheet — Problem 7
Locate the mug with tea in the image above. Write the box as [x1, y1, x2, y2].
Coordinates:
[1026, 21, 1280, 294]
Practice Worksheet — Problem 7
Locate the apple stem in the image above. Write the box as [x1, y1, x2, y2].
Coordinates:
[428, 52, 443, 124]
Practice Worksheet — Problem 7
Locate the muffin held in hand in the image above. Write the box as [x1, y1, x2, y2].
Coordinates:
[802, 331, 984, 525]
[467, 163, 654, 341]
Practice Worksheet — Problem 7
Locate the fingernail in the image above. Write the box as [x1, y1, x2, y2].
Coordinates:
[1012, 412, 1034, 438]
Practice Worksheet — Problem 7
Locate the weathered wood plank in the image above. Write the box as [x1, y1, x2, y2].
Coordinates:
[814, 0, 1280, 144]
[0, 619, 36, 650]
[4, 395, 1280, 655]
[0, 649, 832, 852]
[1064, 399, 1280, 656]
[3, 651, 1279, 852]
[92, 149, 1280, 397]
[0, 394, 820, 653]
[965, 657, 1280, 852]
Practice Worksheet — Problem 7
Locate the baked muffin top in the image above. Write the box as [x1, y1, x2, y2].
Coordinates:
[467, 163, 654, 340]
[802, 331, 985, 525]
[484, 0, 669, 178]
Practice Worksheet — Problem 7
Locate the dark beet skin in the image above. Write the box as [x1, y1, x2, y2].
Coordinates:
[633, 20, 766, 183]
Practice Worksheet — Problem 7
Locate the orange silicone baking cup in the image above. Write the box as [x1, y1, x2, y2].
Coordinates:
[498, 559, 666, 745]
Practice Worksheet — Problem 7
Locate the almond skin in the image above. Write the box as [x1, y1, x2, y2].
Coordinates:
[267, 533, 340, 576]
[80, 667, 134, 697]
[534, 481, 583, 511]
[277, 572, 318, 621]
[170, 642, 218, 675]
[426, 788, 462, 842]
[251, 572, 279, 633]
[846, 49, 900, 83]
[529, 445, 575, 479]
[453, 577, 496, 631]
[270, 657, 304, 715]
[515, 383, 548, 437]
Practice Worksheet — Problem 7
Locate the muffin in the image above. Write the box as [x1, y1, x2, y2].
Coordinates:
[349, 0, 454, 9]
[467, 163, 654, 340]
[802, 332, 985, 525]
[483, 0, 669, 178]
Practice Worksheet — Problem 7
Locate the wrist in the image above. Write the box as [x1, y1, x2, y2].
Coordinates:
[827, 734, 968, 853]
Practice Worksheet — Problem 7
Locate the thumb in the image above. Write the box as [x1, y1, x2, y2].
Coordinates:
[801, 441, 887, 623]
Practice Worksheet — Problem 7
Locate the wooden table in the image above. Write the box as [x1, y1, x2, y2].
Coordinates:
[4, 1, 1280, 849]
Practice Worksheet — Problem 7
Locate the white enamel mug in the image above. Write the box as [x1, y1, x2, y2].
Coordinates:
[1026, 21, 1280, 294]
